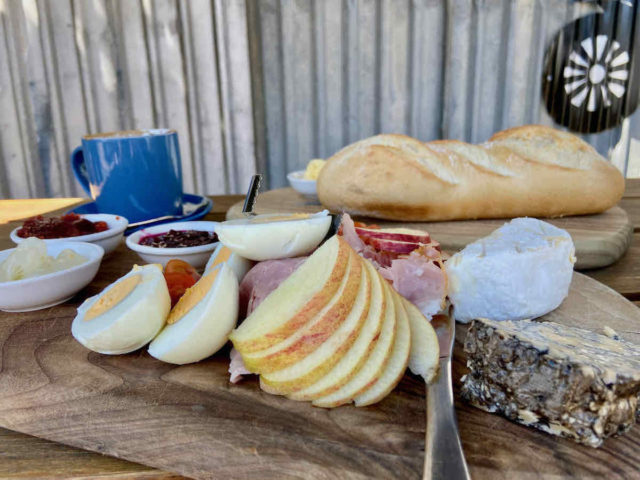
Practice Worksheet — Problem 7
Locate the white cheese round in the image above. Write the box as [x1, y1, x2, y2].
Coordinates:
[445, 218, 576, 323]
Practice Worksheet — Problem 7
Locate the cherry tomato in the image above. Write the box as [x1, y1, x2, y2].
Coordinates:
[163, 260, 201, 307]
[164, 259, 200, 279]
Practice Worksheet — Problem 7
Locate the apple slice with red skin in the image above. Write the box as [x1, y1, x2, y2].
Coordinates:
[355, 226, 431, 244]
[364, 236, 426, 254]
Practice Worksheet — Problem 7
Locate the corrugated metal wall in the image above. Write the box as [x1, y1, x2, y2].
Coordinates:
[0, 0, 637, 198]
[251, 0, 637, 188]
[0, 0, 255, 199]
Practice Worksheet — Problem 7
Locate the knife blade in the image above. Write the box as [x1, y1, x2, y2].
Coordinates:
[242, 174, 262, 216]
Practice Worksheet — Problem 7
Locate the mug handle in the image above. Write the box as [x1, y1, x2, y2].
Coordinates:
[71, 146, 92, 196]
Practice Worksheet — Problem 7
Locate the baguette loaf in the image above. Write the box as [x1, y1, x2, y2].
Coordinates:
[316, 125, 625, 221]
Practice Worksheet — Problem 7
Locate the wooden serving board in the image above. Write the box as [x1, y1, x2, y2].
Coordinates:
[0, 246, 638, 479]
[227, 188, 633, 270]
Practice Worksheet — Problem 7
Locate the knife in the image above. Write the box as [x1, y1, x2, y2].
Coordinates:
[424, 310, 471, 480]
[242, 174, 263, 216]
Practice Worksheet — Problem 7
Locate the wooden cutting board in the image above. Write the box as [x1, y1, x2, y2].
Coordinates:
[0, 246, 638, 479]
[227, 188, 633, 269]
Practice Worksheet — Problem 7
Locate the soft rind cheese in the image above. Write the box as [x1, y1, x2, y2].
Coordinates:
[446, 217, 576, 323]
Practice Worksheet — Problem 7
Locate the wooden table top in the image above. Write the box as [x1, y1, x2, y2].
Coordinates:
[1, 183, 639, 479]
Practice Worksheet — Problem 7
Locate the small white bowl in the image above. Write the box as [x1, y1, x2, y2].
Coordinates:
[287, 170, 317, 197]
[10, 214, 128, 255]
[0, 242, 104, 312]
[125, 221, 219, 269]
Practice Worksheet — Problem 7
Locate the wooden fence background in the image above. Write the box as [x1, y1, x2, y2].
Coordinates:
[1, 0, 639, 199]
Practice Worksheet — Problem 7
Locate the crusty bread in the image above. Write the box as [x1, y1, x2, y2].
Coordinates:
[316, 125, 625, 221]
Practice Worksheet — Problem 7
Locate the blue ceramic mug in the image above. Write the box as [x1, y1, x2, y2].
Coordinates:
[71, 129, 183, 223]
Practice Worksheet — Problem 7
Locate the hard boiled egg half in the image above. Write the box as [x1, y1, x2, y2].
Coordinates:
[215, 211, 332, 261]
[204, 243, 252, 281]
[148, 263, 238, 364]
[72, 264, 170, 354]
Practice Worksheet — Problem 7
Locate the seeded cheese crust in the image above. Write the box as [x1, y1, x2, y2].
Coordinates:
[317, 125, 625, 221]
[462, 318, 640, 447]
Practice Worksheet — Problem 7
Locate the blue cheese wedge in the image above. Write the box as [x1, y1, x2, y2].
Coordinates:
[446, 218, 576, 323]
[462, 318, 640, 447]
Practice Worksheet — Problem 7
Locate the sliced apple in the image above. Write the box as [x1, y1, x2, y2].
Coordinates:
[259, 257, 371, 393]
[311, 273, 397, 408]
[355, 227, 431, 244]
[353, 291, 411, 406]
[365, 237, 423, 254]
[241, 250, 363, 373]
[229, 235, 350, 353]
[288, 258, 386, 401]
[403, 298, 440, 383]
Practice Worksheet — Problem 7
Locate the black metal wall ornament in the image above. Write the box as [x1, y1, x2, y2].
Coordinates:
[542, 0, 640, 134]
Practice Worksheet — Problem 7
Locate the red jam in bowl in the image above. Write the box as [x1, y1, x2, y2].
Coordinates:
[17, 213, 109, 239]
[138, 230, 218, 248]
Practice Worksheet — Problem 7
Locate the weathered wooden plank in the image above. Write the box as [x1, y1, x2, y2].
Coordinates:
[72, 0, 121, 133]
[442, 0, 473, 140]
[254, 0, 286, 189]
[1, 0, 639, 201]
[179, 0, 226, 194]
[20, 0, 69, 198]
[470, 0, 507, 143]
[214, 0, 256, 194]
[378, 0, 410, 134]
[2, 0, 44, 198]
[345, 0, 377, 143]
[280, 0, 316, 177]
[141, 0, 196, 193]
[0, 427, 186, 480]
[501, 1, 540, 127]
[41, 0, 89, 197]
[408, 0, 444, 142]
[115, 0, 155, 129]
[0, 263, 637, 479]
[587, 233, 640, 300]
[0, 0, 29, 198]
[313, 0, 344, 157]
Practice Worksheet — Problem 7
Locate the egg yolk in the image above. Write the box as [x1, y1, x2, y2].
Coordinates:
[84, 274, 142, 321]
[210, 246, 232, 269]
[249, 213, 311, 224]
[167, 268, 220, 325]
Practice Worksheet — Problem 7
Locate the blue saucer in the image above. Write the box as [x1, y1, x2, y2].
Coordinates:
[69, 193, 213, 235]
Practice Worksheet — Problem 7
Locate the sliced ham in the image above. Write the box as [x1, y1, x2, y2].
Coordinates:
[230, 256, 307, 383]
[340, 213, 447, 318]
[239, 256, 307, 317]
[338, 213, 366, 253]
[339, 214, 394, 268]
[379, 251, 447, 318]
[229, 347, 252, 383]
